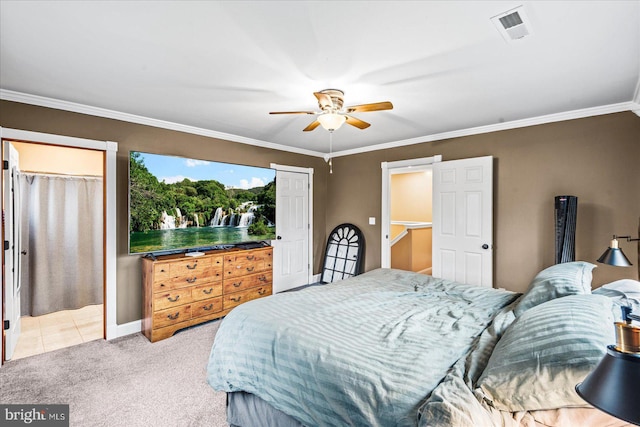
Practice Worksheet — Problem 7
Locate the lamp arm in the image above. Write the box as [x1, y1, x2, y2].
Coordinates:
[613, 235, 640, 242]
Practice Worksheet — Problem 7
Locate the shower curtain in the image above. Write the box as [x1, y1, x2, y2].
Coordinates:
[19, 173, 103, 317]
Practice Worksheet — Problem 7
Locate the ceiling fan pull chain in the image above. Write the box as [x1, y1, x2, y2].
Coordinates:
[329, 131, 333, 174]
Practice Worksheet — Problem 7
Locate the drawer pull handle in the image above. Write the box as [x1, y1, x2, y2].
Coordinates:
[160, 269, 166, 273]
[233, 282, 242, 288]
[246, 255, 255, 260]
[167, 295, 180, 302]
[186, 263, 197, 270]
[203, 304, 214, 311]
[258, 288, 267, 296]
[246, 266, 255, 272]
[230, 296, 242, 302]
[167, 312, 180, 320]
[186, 277, 197, 283]
[258, 275, 267, 282]
[203, 288, 213, 295]
[160, 283, 166, 287]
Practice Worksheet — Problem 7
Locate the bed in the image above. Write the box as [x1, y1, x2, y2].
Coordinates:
[206, 263, 639, 427]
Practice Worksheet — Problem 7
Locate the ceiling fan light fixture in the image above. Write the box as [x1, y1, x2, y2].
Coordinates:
[317, 113, 346, 131]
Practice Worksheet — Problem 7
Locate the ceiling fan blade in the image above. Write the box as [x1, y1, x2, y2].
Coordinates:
[303, 120, 321, 132]
[269, 111, 317, 115]
[345, 115, 371, 130]
[314, 92, 334, 110]
[345, 101, 393, 113]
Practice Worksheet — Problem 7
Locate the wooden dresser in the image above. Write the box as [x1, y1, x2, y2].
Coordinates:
[141, 246, 273, 342]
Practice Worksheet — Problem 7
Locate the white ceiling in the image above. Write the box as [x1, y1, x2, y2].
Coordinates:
[1, 1, 639, 157]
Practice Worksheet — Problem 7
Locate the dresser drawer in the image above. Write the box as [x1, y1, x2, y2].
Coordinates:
[153, 270, 215, 292]
[170, 257, 212, 277]
[153, 304, 191, 329]
[223, 284, 272, 310]
[224, 251, 267, 278]
[169, 267, 219, 289]
[153, 263, 171, 282]
[152, 278, 175, 293]
[153, 288, 193, 311]
[191, 297, 223, 318]
[260, 249, 273, 268]
[192, 282, 223, 301]
[223, 272, 272, 294]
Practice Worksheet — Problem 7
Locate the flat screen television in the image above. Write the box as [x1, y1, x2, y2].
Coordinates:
[129, 151, 276, 255]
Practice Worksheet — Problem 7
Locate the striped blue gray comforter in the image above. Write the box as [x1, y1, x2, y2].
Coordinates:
[206, 268, 518, 427]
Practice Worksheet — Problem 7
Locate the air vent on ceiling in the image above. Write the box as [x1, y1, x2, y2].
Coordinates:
[491, 6, 533, 43]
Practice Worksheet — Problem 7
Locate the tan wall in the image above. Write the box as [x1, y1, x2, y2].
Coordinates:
[391, 228, 432, 272]
[327, 112, 640, 292]
[1, 100, 329, 324]
[390, 223, 405, 240]
[410, 228, 432, 272]
[11, 141, 103, 176]
[391, 171, 432, 222]
[390, 233, 412, 271]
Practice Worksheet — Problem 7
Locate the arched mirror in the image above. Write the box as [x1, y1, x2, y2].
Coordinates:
[321, 223, 365, 283]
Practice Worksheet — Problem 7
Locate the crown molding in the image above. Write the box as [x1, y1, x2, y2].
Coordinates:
[2, 89, 637, 159]
[632, 75, 640, 117]
[0, 89, 325, 158]
[330, 101, 638, 158]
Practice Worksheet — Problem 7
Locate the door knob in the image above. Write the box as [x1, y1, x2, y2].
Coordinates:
[276, 236, 282, 240]
[482, 244, 489, 250]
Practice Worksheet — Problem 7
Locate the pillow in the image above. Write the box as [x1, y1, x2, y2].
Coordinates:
[594, 279, 640, 322]
[476, 294, 614, 412]
[514, 261, 595, 317]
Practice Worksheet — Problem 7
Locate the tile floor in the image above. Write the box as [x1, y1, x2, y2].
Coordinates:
[11, 304, 104, 360]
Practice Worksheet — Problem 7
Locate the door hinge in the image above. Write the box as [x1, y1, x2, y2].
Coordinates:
[3, 320, 9, 330]
[2, 160, 8, 170]
[4, 240, 9, 250]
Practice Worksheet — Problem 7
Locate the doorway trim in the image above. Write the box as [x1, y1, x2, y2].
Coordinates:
[270, 163, 314, 287]
[0, 127, 117, 363]
[381, 155, 441, 268]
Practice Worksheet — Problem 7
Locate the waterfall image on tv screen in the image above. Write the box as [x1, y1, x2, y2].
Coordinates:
[129, 151, 276, 254]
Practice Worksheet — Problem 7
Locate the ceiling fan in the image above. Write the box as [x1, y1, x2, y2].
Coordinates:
[269, 89, 393, 132]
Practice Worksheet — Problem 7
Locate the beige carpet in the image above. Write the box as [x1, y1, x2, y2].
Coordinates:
[0, 320, 228, 427]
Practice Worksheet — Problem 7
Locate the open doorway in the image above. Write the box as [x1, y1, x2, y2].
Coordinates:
[4, 141, 104, 360]
[381, 156, 441, 270]
[389, 170, 433, 274]
[1, 128, 117, 365]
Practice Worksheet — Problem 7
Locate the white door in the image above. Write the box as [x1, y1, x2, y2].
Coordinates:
[273, 169, 310, 293]
[3, 142, 22, 360]
[432, 156, 493, 287]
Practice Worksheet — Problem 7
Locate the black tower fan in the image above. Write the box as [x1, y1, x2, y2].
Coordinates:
[555, 195, 578, 264]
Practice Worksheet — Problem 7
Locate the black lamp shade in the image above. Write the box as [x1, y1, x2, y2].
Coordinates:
[597, 247, 632, 267]
[576, 345, 640, 425]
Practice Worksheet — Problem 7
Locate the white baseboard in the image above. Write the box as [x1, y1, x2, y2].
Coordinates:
[311, 273, 321, 283]
[107, 320, 142, 340]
